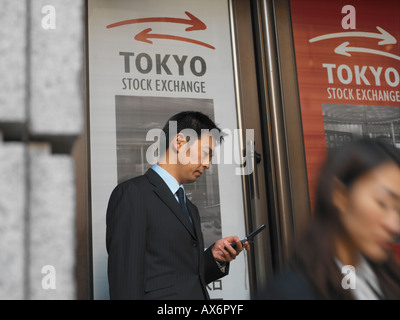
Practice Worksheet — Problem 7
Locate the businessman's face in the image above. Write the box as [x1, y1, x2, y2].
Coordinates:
[177, 132, 215, 184]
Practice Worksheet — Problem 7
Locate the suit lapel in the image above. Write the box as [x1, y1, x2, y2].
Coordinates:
[145, 169, 197, 239]
[187, 200, 204, 249]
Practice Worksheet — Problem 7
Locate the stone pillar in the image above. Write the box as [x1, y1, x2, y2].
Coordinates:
[0, 0, 27, 300]
[29, 145, 76, 299]
[0, 0, 26, 124]
[0, 142, 26, 300]
[0, 0, 84, 300]
[29, 0, 83, 136]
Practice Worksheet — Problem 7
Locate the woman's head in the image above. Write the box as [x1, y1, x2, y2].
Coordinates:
[315, 138, 400, 263]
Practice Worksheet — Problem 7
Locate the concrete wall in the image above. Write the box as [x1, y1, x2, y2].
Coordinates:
[0, 0, 85, 299]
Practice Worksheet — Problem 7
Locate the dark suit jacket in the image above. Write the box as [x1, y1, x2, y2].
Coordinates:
[106, 168, 228, 299]
[257, 269, 319, 300]
[257, 265, 347, 300]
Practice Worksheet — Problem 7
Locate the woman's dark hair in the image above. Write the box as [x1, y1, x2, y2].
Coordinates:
[161, 111, 223, 154]
[292, 137, 400, 299]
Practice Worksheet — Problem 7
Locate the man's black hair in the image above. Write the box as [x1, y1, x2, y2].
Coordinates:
[161, 111, 223, 153]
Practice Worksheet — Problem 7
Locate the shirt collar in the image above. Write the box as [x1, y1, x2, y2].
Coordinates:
[335, 254, 384, 300]
[151, 164, 184, 196]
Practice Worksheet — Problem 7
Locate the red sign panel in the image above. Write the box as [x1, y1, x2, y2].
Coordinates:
[290, 0, 400, 255]
[290, 0, 400, 200]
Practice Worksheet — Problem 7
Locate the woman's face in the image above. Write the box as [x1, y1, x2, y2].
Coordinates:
[337, 161, 400, 263]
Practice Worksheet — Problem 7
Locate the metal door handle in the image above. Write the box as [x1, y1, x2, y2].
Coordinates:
[242, 141, 262, 199]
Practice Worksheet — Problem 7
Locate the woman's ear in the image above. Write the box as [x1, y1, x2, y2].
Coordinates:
[332, 177, 349, 214]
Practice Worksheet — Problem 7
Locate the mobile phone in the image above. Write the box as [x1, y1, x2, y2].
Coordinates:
[230, 224, 266, 249]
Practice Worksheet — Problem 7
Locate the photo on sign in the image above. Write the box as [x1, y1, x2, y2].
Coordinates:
[322, 103, 400, 155]
[115, 95, 222, 246]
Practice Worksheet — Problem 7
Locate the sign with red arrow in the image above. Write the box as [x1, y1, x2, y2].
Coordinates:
[107, 11, 214, 49]
[309, 26, 397, 45]
[88, 0, 248, 301]
[134, 27, 215, 50]
[334, 41, 400, 61]
[106, 11, 206, 31]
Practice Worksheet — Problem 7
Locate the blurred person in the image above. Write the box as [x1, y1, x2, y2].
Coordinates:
[106, 111, 249, 299]
[260, 138, 400, 299]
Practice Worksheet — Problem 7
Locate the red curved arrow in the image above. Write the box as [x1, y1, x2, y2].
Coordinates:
[106, 11, 206, 31]
[134, 28, 215, 50]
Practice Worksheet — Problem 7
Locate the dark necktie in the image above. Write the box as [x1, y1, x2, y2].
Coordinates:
[176, 187, 193, 225]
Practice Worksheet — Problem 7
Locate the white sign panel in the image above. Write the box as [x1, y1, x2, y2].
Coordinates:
[88, 0, 249, 300]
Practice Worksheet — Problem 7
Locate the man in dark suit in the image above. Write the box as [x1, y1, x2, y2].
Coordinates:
[106, 111, 249, 300]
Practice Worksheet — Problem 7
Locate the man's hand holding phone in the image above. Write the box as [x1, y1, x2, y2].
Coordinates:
[211, 224, 266, 262]
[211, 236, 250, 262]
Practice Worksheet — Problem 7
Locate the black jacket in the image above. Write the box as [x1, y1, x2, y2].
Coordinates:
[106, 169, 228, 299]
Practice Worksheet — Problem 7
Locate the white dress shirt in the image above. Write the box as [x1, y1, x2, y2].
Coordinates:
[336, 254, 384, 300]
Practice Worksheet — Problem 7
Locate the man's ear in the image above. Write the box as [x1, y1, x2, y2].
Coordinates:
[172, 133, 187, 153]
[332, 177, 349, 214]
